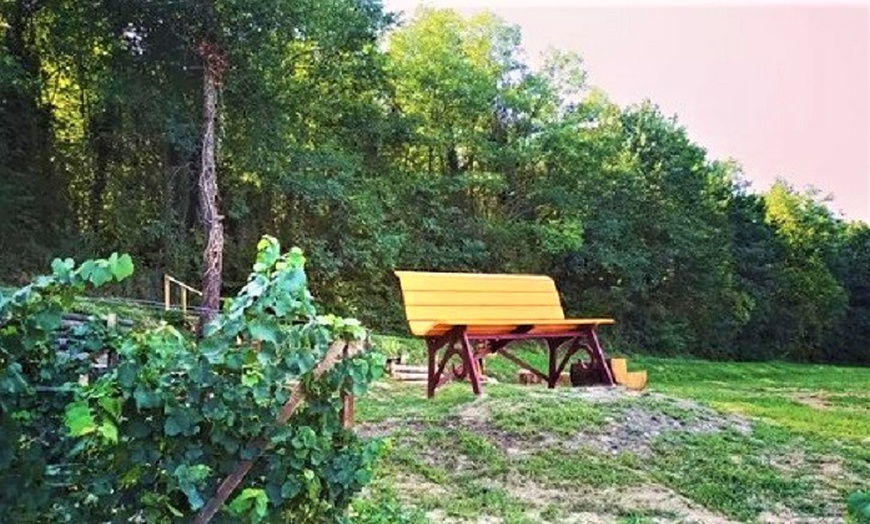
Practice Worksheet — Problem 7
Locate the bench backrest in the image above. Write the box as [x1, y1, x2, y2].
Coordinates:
[394, 271, 565, 336]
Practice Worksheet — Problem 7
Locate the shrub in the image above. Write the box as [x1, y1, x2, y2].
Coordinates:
[0, 235, 385, 522]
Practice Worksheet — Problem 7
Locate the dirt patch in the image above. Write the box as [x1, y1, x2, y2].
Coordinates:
[757, 507, 842, 524]
[815, 456, 847, 478]
[767, 450, 860, 518]
[617, 485, 738, 524]
[554, 512, 616, 523]
[768, 448, 862, 484]
[535, 385, 642, 403]
[359, 388, 752, 460]
[356, 418, 429, 439]
[424, 510, 505, 524]
[391, 472, 449, 501]
[790, 392, 829, 409]
[443, 411, 556, 458]
[570, 395, 752, 457]
[506, 482, 738, 523]
[456, 397, 491, 424]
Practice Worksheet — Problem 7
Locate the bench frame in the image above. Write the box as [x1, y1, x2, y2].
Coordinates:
[423, 323, 615, 397]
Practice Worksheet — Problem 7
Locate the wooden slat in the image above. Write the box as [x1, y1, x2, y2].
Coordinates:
[395, 271, 557, 293]
[408, 318, 615, 337]
[392, 372, 429, 381]
[408, 322, 516, 336]
[389, 364, 428, 373]
[400, 290, 562, 307]
[402, 305, 565, 322]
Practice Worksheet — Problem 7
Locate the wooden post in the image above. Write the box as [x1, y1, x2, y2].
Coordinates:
[340, 344, 354, 428]
[163, 275, 171, 311]
[181, 287, 188, 315]
[106, 314, 119, 368]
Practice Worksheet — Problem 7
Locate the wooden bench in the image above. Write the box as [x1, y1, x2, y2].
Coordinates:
[394, 270, 617, 397]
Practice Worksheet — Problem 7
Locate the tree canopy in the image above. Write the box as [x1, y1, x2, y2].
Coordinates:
[1, 4, 867, 364]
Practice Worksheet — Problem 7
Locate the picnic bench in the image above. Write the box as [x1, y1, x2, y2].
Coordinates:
[394, 270, 621, 397]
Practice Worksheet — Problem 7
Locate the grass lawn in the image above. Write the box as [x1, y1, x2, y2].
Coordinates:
[353, 338, 870, 523]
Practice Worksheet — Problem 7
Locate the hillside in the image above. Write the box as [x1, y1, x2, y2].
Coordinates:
[353, 353, 870, 523]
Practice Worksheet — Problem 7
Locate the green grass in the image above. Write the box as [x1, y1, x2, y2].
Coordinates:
[355, 340, 870, 523]
[650, 429, 817, 521]
[632, 356, 870, 443]
[517, 448, 641, 487]
[488, 395, 605, 437]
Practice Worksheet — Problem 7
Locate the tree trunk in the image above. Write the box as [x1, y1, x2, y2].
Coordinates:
[198, 43, 225, 324]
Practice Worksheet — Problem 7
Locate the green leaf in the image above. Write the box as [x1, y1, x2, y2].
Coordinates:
[65, 401, 97, 437]
[89, 262, 112, 287]
[117, 362, 138, 388]
[248, 318, 279, 344]
[164, 409, 195, 436]
[134, 387, 161, 409]
[97, 421, 119, 444]
[255, 235, 281, 270]
[174, 464, 212, 511]
[51, 257, 75, 279]
[228, 488, 269, 521]
[164, 418, 181, 436]
[241, 369, 261, 387]
[98, 396, 122, 421]
[79, 260, 96, 281]
[110, 253, 135, 281]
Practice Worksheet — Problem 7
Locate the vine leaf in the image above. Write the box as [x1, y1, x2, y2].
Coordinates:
[65, 401, 97, 437]
[110, 253, 135, 281]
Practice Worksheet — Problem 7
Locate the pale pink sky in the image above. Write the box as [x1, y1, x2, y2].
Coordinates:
[385, 1, 870, 223]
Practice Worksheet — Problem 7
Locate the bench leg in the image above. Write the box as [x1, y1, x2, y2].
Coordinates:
[546, 337, 582, 388]
[460, 333, 484, 395]
[588, 328, 615, 386]
[427, 329, 463, 398]
[427, 340, 437, 398]
[547, 339, 559, 388]
[427, 341, 457, 398]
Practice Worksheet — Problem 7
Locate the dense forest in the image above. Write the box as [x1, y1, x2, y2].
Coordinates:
[1, 1, 868, 364]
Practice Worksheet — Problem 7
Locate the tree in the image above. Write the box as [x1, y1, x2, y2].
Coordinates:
[196, 38, 226, 321]
[763, 179, 848, 361]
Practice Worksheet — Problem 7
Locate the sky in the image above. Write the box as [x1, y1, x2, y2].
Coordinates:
[382, 0, 870, 223]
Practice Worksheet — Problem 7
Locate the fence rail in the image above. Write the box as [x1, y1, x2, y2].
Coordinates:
[163, 274, 203, 315]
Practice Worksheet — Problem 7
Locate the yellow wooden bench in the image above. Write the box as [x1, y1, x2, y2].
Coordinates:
[395, 270, 620, 397]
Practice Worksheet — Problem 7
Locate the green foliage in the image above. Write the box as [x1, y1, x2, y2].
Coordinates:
[0, 236, 386, 522]
[848, 491, 870, 524]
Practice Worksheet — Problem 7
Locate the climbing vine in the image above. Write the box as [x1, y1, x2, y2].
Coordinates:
[0, 235, 386, 522]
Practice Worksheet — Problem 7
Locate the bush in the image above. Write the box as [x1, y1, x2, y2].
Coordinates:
[0, 235, 386, 522]
[848, 491, 870, 524]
